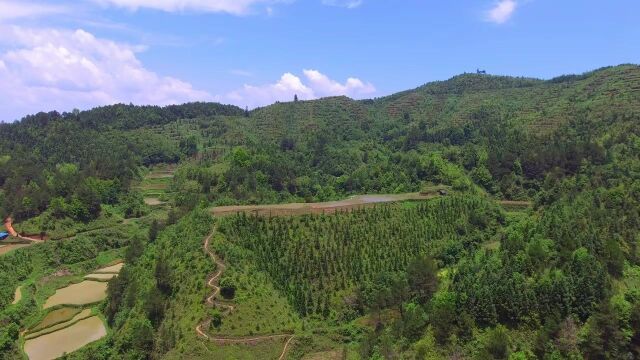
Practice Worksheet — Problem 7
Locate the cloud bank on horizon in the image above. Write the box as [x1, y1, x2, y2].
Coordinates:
[0, 0, 381, 120]
[0, 24, 211, 121]
[0, 22, 375, 119]
[226, 70, 375, 109]
[0, 0, 536, 121]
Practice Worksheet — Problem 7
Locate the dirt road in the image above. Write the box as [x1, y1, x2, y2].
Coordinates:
[211, 193, 532, 217]
[3, 217, 45, 243]
[196, 230, 294, 359]
[211, 193, 436, 217]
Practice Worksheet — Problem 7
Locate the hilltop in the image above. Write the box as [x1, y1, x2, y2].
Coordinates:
[1, 64, 639, 220]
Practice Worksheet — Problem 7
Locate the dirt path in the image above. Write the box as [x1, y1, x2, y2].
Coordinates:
[212, 193, 436, 217]
[12, 285, 22, 305]
[196, 230, 294, 359]
[3, 217, 45, 243]
[211, 193, 532, 218]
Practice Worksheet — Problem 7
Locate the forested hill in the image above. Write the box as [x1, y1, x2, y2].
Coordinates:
[1, 64, 640, 359]
[0, 103, 243, 220]
[246, 64, 640, 144]
[0, 64, 639, 220]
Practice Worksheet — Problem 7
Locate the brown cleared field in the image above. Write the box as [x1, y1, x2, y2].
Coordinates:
[212, 193, 436, 217]
[144, 197, 165, 206]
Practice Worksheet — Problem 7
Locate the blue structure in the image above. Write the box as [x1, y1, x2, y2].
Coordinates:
[0, 231, 9, 240]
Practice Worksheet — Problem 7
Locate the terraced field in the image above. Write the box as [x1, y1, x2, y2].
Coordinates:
[19, 262, 124, 359]
[136, 164, 175, 207]
[43, 281, 108, 309]
[24, 316, 107, 360]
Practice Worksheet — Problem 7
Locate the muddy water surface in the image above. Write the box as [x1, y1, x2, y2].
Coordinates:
[43, 281, 107, 309]
[30, 307, 80, 332]
[27, 309, 92, 339]
[84, 273, 117, 281]
[24, 316, 107, 360]
[144, 197, 165, 206]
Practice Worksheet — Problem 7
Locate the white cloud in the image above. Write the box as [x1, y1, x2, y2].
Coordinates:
[93, 0, 279, 15]
[485, 0, 517, 24]
[322, 0, 362, 9]
[0, 0, 68, 21]
[225, 69, 375, 108]
[303, 69, 374, 97]
[230, 69, 254, 77]
[0, 25, 211, 121]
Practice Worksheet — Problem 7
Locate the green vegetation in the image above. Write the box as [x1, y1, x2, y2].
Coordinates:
[0, 103, 240, 222]
[71, 209, 214, 359]
[0, 225, 138, 357]
[209, 230, 302, 336]
[1, 64, 639, 359]
[219, 196, 500, 317]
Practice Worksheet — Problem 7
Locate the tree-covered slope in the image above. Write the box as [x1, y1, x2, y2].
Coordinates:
[0, 64, 639, 359]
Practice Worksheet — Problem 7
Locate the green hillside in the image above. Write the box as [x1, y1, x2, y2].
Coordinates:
[1, 64, 639, 359]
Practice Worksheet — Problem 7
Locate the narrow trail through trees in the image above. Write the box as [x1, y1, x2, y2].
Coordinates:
[196, 229, 294, 360]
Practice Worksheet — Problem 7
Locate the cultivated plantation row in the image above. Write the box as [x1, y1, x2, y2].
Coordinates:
[219, 196, 500, 317]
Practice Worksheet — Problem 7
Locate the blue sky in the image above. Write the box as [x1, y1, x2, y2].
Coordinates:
[0, 0, 638, 121]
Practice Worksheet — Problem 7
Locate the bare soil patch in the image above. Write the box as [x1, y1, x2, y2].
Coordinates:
[0, 243, 31, 255]
[144, 197, 165, 206]
[12, 285, 22, 305]
[212, 193, 434, 217]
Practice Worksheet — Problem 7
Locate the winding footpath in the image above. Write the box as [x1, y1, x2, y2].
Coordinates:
[196, 229, 294, 360]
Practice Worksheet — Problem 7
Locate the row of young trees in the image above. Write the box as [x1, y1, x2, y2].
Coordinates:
[218, 196, 501, 317]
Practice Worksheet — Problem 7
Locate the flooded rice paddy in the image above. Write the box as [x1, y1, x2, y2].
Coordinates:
[26, 309, 92, 339]
[84, 273, 117, 281]
[29, 307, 81, 333]
[24, 316, 107, 360]
[43, 281, 107, 309]
[143, 197, 165, 206]
[94, 262, 124, 273]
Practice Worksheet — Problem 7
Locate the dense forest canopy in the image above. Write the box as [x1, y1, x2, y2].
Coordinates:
[1, 64, 639, 359]
[2, 65, 638, 220]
